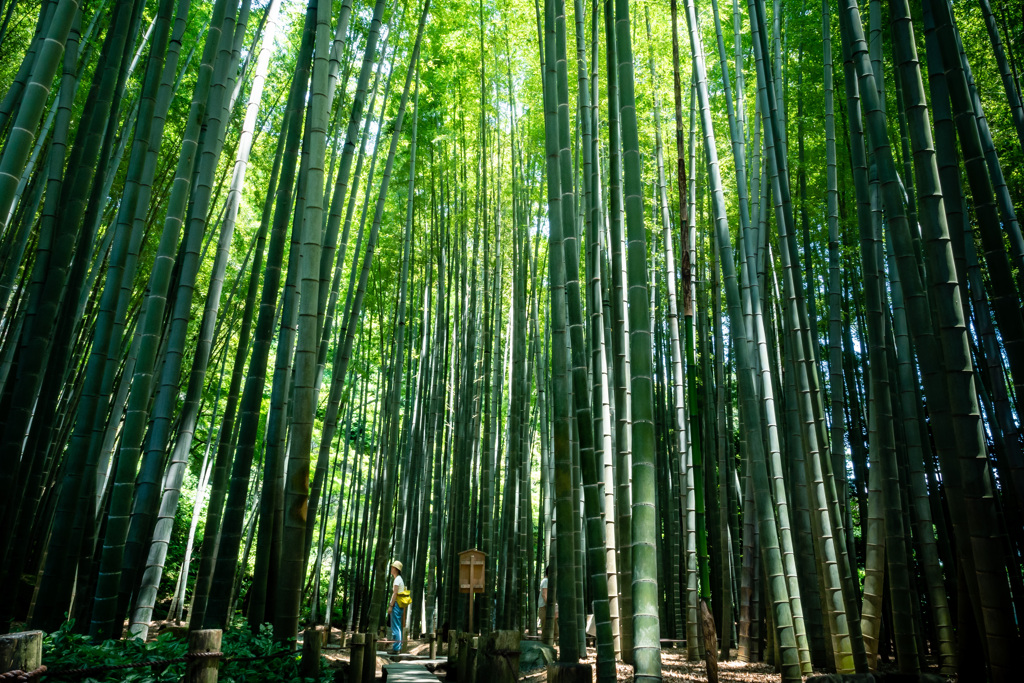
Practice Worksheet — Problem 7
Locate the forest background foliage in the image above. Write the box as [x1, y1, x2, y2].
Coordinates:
[0, 0, 1021, 680]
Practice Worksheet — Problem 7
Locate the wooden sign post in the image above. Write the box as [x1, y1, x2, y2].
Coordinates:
[459, 548, 486, 634]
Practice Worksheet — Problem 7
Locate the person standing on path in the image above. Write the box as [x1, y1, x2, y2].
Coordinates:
[538, 565, 558, 643]
[388, 561, 405, 654]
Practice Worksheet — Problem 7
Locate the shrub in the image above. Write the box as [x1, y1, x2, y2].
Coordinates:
[42, 621, 334, 682]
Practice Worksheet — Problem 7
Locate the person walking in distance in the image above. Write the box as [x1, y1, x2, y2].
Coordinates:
[389, 561, 405, 655]
[538, 565, 558, 643]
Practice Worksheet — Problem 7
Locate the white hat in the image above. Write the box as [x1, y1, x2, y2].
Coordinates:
[391, 560, 403, 572]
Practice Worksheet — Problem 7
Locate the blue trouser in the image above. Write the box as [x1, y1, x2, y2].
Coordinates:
[390, 604, 403, 653]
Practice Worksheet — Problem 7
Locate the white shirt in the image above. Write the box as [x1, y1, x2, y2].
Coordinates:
[539, 577, 547, 608]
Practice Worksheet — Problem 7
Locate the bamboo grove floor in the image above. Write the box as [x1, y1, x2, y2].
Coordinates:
[314, 637, 784, 683]
[143, 624, 949, 682]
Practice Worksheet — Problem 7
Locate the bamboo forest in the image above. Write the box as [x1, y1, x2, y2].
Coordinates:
[0, 0, 1022, 680]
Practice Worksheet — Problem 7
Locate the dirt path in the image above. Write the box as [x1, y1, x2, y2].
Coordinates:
[581, 647, 781, 683]
[317, 637, 782, 683]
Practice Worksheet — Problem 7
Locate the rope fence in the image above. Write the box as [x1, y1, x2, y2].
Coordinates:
[0, 666, 46, 681]
[1, 648, 295, 681]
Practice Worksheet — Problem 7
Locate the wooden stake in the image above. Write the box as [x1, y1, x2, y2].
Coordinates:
[0, 631, 42, 673]
[474, 630, 521, 683]
[363, 634, 377, 683]
[546, 661, 592, 683]
[455, 632, 473, 682]
[301, 626, 322, 679]
[350, 632, 367, 683]
[186, 629, 221, 683]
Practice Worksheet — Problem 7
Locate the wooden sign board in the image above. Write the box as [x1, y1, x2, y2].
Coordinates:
[459, 549, 486, 594]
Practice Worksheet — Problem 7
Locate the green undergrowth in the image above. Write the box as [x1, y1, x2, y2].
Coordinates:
[42, 621, 334, 682]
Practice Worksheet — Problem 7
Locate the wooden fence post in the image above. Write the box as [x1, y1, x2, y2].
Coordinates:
[454, 632, 473, 683]
[0, 631, 42, 673]
[362, 634, 377, 683]
[546, 662, 592, 683]
[301, 626, 322, 679]
[474, 630, 521, 683]
[186, 629, 221, 683]
[350, 633, 366, 683]
[468, 636, 479, 683]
